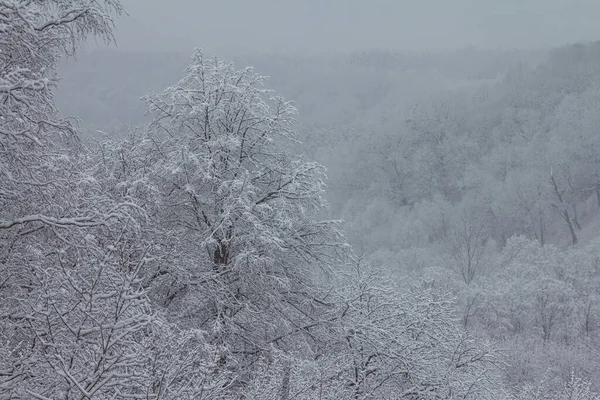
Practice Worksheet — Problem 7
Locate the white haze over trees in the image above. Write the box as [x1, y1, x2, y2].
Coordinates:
[2, 0, 600, 399]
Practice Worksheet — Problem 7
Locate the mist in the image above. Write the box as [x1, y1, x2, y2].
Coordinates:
[4, 1, 600, 398]
[113, 0, 600, 54]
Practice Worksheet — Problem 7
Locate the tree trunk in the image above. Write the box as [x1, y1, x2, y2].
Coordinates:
[539, 212, 545, 247]
[213, 242, 229, 269]
[279, 362, 291, 400]
[572, 204, 581, 231]
[550, 174, 578, 246]
[563, 209, 578, 246]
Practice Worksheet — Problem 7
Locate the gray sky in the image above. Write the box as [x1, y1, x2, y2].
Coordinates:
[114, 0, 600, 55]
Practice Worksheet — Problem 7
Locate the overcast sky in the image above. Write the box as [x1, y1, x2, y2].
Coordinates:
[113, 0, 600, 55]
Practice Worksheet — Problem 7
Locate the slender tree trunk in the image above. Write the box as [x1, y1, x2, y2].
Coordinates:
[539, 212, 545, 247]
[563, 209, 578, 246]
[584, 299, 594, 337]
[550, 174, 578, 246]
[279, 361, 291, 400]
[572, 204, 581, 231]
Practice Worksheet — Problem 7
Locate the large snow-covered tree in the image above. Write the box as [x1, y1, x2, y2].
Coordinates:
[139, 49, 349, 386]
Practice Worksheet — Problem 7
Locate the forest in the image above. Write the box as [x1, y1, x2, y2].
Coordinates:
[2, 1, 600, 399]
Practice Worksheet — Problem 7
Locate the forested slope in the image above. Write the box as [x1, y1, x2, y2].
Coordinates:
[2, 2, 505, 398]
[320, 41, 600, 396]
[9, 6, 600, 395]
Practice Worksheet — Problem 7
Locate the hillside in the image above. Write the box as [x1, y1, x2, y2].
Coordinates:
[52, 42, 600, 396]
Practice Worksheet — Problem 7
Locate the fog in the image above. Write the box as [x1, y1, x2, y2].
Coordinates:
[115, 0, 600, 54]
[5, 1, 600, 398]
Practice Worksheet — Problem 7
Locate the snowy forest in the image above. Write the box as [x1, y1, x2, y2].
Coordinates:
[2, 1, 600, 399]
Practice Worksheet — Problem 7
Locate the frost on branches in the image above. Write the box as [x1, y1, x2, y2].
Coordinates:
[1, 2, 511, 394]
[239, 262, 506, 399]
[0, 0, 124, 229]
[0, 2, 224, 398]
[140, 48, 349, 380]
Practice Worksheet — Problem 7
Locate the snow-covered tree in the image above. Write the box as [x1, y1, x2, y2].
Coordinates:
[1, 0, 124, 226]
[442, 209, 492, 285]
[336, 263, 504, 399]
[1, 0, 130, 395]
[1, 3, 226, 398]
[138, 48, 349, 388]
